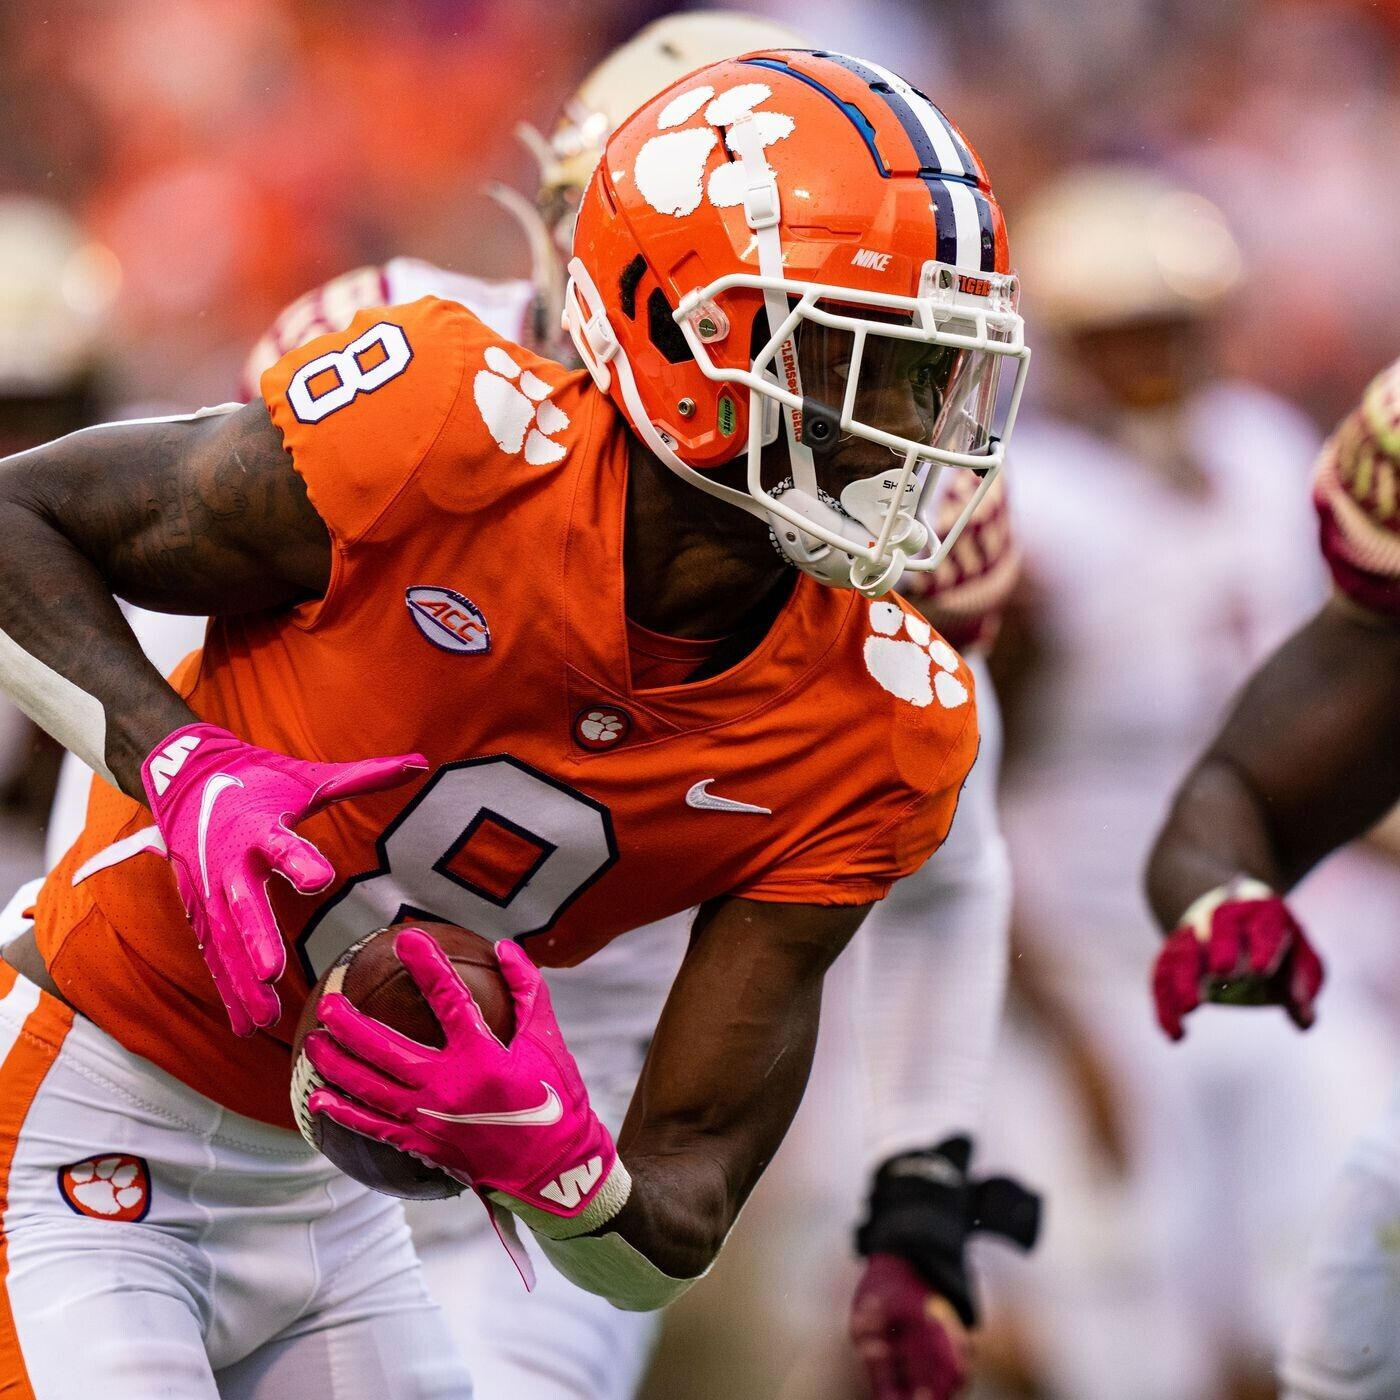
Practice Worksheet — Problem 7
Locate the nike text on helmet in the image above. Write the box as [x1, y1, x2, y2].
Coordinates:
[565, 49, 1031, 598]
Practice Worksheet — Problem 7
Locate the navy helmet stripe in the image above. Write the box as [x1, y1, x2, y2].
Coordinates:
[745, 52, 990, 271]
[971, 187, 996, 271]
[816, 52, 946, 173]
[912, 82, 977, 176]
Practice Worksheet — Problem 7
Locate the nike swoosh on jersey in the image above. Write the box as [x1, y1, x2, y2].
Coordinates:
[685, 780, 772, 816]
[419, 1081, 564, 1127]
[198, 773, 245, 897]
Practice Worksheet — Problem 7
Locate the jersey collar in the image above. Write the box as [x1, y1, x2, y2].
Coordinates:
[561, 406, 858, 739]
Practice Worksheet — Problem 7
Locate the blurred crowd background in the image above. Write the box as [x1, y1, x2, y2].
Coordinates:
[6, 0, 1400, 419]
[3, 2, 1400, 1398]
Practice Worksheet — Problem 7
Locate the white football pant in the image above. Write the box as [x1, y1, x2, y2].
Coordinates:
[0, 964, 472, 1399]
[1281, 1071, 1400, 1399]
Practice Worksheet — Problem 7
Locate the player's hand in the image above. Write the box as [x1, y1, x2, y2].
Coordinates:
[139, 722, 426, 1036]
[851, 1253, 972, 1400]
[1152, 878, 1324, 1041]
[854, 1139, 1040, 1400]
[306, 930, 621, 1222]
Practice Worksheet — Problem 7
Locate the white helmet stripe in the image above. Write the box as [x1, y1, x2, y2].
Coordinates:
[946, 180, 984, 272]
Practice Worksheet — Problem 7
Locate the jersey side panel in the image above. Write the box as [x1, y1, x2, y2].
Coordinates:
[727, 599, 980, 906]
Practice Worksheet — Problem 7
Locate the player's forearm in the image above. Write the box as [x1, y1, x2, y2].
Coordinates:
[0, 406, 331, 796]
[0, 442, 195, 793]
[1145, 757, 1284, 929]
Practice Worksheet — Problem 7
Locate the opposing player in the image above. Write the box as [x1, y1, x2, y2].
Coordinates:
[1146, 357, 1400, 1398]
[986, 165, 1377, 1400]
[0, 49, 1029, 1399]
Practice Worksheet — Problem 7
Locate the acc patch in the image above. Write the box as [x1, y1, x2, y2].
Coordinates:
[406, 586, 491, 655]
[58, 1154, 151, 1222]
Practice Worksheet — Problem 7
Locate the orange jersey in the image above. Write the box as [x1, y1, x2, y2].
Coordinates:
[36, 298, 978, 1128]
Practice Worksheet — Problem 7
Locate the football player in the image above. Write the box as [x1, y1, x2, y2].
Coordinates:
[235, 18, 1036, 1400]
[985, 165, 1385, 1400]
[0, 48, 1029, 1400]
[1146, 357, 1400, 1399]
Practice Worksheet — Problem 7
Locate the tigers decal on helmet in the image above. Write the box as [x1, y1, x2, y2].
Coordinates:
[565, 49, 1031, 597]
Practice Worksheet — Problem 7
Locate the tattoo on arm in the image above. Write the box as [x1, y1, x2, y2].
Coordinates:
[0, 402, 330, 794]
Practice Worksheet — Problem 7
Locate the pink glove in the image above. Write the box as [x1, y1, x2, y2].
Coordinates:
[306, 929, 618, 1221]
[1152, 879, 1325, 1041]
[140, 722, 427, 1036]
[851, 1253, 972, 1400]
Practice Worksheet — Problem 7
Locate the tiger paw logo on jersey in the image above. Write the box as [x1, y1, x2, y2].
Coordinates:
[633, 83, 796, 218]
[574, 706, 632, 750]
[863, 601, 969, 709]
[58, 1154, 151, 1222]
[473, 345, 570, 465]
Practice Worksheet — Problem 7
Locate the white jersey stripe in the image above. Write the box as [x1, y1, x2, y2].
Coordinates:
[0, 975, 41, 1065]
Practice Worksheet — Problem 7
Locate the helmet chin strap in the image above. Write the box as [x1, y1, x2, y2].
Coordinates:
[768, 455, 930, 595]
[727, 117, 928, 598]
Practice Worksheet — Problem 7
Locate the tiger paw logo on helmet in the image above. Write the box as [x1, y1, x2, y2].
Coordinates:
[59, 1154, 151, 1222]
[864, 601, 969, 709]
[634, 83, 795, 218]
[473, 345, 571, 465]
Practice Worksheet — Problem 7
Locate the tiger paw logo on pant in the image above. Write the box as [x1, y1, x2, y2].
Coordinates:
[58, 1154, 151, 1222]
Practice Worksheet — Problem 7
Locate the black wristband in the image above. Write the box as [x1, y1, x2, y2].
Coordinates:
[854, 1136, 1042, 1327]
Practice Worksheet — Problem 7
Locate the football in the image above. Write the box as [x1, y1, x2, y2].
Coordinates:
[290, 919, 515, 1199]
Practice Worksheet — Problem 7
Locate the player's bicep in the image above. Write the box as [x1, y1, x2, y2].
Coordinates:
[621, 896, 868, 1203]
[20, 400, 330, 615]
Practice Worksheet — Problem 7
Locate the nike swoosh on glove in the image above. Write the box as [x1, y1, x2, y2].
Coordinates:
[139, 722, 426, 1036]
[306, 929, 619, 1221]
[1152, 878, 1325, 1041]
[851, 1253, 971, 1400]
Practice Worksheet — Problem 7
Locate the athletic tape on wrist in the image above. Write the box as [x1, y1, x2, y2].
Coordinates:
[0, 625, 115, 785]
[490, 1159, 706, 1311]
[1179, 876, 1276, 940]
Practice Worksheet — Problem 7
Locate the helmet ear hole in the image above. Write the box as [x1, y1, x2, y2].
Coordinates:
[647, 288, 695, 365]
[618, 255, 647, 320]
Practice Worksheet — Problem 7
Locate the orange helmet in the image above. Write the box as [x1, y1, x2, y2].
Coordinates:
[566, 50, 1030, 596]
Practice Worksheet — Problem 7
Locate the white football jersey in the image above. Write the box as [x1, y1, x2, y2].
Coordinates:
[1002, 381, 1325, 978]
[240, 257, 538, 395]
